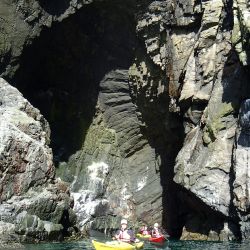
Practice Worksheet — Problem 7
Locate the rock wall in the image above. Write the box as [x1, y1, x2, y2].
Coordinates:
[0, 78, 53, 200]
[173, 0, 250, 240]
[130, 0, 250, 240]
[234, 99, 250, 238]
[0, 0, 250, 242]
[0, 78, 75, 243]
[58, 70, 162, 231]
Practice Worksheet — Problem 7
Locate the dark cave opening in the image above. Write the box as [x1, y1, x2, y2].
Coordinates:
[9, 0, 137, 165]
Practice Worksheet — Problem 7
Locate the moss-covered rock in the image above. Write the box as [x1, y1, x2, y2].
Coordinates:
[203, 103, 235, 144]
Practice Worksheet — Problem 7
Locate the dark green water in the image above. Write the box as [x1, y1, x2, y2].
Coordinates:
[23, 239, 250, 250]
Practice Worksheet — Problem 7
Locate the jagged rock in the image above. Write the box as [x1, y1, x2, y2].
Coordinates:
[0, 78, 53, 201]
[234, 99, 250, 213]
[233, 99, 250, 237]
[172, 0, 250, 241]
[0, 221, 15, 235]
[0, 232, 24, 249]
[0, 77, 54, 203]
[0, 78, 76, 242]
[14, 210, 64, 241]
[132, 0, 250, 240]
[232, 0, 250, 65]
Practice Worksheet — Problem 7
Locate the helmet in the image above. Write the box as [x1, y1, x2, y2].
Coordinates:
[121, 219, 128, 225]
[154, 223, 159, 227]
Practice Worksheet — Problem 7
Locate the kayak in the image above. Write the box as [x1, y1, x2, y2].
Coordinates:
[149, 235, 165, 243]
[92, 240, 144, 250]
[136, 233, 151, 239]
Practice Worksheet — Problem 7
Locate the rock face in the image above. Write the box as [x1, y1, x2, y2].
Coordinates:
[0, 0, 94, 78]
[59, 70, 162, 231]
[0, 78, 53, 200]
[0, 0, 250, 242]
[232, 0, 250, 65]
[234, 99, 250, 238]
[130, 0, 250, 241]
[0, 78, 75, 242]
[170, 0, 250, 241]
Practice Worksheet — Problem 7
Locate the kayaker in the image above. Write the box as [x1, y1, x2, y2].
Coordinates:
[140, 225, 150, 235]
[151, 223, 161, 237]
[115, 219, 135, 242]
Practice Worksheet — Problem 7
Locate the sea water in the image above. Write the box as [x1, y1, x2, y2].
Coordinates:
[23, 239, 250, 250]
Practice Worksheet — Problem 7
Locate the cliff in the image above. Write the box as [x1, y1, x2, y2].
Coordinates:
[0, 0, 249, 242]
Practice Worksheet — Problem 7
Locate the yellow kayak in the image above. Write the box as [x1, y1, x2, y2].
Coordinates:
[92, 240, 144, 250]
[136, 234, 151, 239]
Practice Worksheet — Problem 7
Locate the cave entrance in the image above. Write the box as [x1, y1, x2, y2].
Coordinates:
[10, 0, 137, 165]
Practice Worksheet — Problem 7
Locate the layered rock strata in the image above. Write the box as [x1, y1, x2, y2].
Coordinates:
[58, 70, 162, 231]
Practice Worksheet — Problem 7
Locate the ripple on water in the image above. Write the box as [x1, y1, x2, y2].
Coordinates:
[23, 239, 250, 250]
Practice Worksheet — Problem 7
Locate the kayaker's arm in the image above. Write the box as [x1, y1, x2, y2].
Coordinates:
[114, 230, 121, 241]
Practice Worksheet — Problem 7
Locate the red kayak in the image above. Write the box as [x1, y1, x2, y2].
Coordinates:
[149, 235, 165, 243]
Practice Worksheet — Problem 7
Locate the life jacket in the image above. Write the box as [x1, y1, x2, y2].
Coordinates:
[117, 229, 132, 242]
[151, 228, 161, 237]
[141, 229, 150, 235]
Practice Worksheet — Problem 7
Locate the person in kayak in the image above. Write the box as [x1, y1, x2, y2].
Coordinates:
[151, 223, 161, 237]
[139, 225, 150, 235]
[115, 219, 136, 242]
